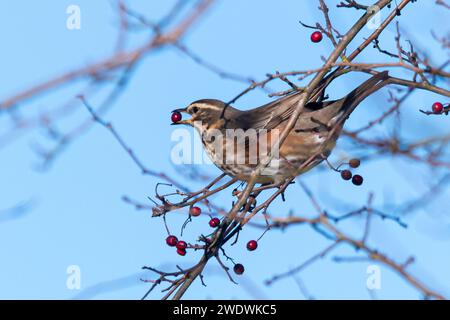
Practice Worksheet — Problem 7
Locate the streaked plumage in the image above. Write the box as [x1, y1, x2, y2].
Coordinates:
[173, 71, 389, 183]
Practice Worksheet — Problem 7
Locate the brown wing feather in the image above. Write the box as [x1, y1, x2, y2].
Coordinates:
[235, 92, 305, 130]
[233, 72, 389, 132]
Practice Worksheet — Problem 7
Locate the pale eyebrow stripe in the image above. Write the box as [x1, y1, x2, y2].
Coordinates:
[194, 103, 223, 111]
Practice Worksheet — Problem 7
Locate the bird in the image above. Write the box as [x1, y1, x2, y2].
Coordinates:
[172, 71, 389, 184]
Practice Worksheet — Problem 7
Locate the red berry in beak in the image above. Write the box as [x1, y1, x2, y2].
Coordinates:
[171, 111, 182, 123]
[432, 102, 444, 114]
[166, 235, 178, 247]
[311, 31, 323, 43]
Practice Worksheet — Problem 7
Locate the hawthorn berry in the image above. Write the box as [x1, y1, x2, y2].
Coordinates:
[166, 235, 178, 247]
[176, 241, 187, 250]
[233, 263, 245, 275]
[209, 217, 220, 228]
[177, 248, 186, 256]
[310, 31, 323, 43]
[432, 102, 444, 114]
[341, 170, 352, 181]
[171, 111, 182, 123]
[352, 174, 364, 186]
[190, 206, 202, 217]
[246, 240, 258, 251]
[349, 158, 360, 168]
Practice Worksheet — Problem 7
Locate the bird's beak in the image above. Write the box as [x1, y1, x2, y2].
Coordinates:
[171, 108, 193, 125]
[172, 108, 187, 113]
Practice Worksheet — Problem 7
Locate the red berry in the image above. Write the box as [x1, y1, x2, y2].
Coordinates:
[177, 248, 186, 256]
[246, 240, 258, 251]
[310, 31, 323, 43]
[166, 235, 178, 247]
[341, 170, 352, 181]
[171, 111, 182, 123]
[209, 218, 220, 228]
[233, 263, 245, 275]
[176, 241, 187, 250]
[432, 102, 444, 114]
[349, 159, 360, 168]
[190, 206, 201, 217]
[352, 174, 364, 186]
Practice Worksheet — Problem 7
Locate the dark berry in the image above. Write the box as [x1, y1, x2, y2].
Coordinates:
[171, 111, 182, 123]
[166, 235, 178, 247]
[233, 263, 245, 275]
[432, 102, 444, 114]
[189, 206, 201, 217]
[341, 170, 352, 181]
[349, 158, 360, 168]
[246, 240, 258, 251]
[209, 218, 220, 228]
[310, 31, 323, 43]
[352, 174, 364, 186]
[176, 241, 187, 250]
[176, 248, 186, 256]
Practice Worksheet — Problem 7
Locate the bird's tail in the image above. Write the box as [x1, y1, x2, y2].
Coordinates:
[336, 71, 389, 123]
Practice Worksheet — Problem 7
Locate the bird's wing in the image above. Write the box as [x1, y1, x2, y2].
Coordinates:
[292, 100, 342, 133]
[234, 71, 389, 132]
[234, 92, 335, 131]
[234, 92, 304, 130]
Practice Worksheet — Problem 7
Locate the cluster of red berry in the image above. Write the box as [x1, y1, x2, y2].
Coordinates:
[163, 205, 262, 275]
[164, 206, 222, 256]
[165, 235, 187, 256]
[340, 158, 363, 186]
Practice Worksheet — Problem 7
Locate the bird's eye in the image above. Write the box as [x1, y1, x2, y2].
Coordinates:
[191, 106, 199, 113]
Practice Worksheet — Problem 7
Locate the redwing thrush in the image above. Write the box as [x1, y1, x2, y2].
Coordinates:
[172, 71, 389, 184]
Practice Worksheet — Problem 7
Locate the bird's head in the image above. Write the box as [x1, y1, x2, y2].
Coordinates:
[172, 99, 228, 131]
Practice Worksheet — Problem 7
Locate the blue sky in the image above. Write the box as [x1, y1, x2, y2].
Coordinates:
[0, 1, 449, 299]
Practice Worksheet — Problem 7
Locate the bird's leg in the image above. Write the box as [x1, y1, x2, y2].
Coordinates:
[279, 180, 294, 202]
[239, 192, 259, 213]
[231, 181, 246, 197]
[281, 189, 286, 202]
